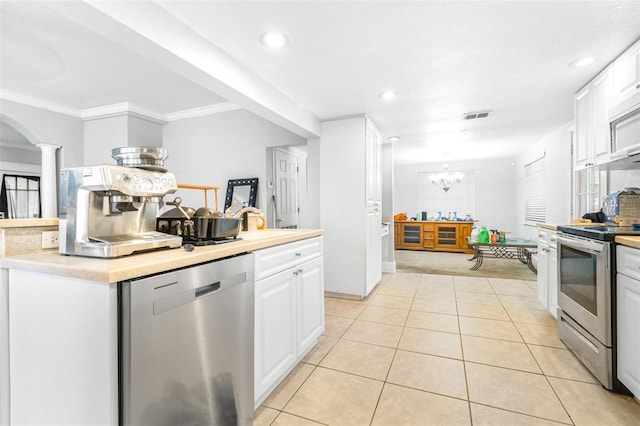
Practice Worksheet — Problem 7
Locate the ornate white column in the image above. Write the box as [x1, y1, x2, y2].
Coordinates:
[36, 143, 61, 218]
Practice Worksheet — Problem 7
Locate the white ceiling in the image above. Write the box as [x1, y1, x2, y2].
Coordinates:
[1, 1, 639, 165]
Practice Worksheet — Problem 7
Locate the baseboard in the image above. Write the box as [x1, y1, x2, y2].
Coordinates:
[382, 260, 396, 273]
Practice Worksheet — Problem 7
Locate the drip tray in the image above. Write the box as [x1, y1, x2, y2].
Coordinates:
[89, 232, 179, 244]
[182, 237, 243, 246]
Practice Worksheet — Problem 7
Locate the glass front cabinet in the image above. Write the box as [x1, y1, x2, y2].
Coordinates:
[394, 221, 474, 253]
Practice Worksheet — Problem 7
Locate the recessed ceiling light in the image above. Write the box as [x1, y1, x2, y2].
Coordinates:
[388, 136, 400, 142]
[378, 91, 398, 100]
[260, 32, 289, 48]
[569, 57, 595, 68]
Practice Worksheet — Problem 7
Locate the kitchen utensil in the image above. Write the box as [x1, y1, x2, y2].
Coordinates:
[156, 201, 242, 242]
[164, 197, 194, 219]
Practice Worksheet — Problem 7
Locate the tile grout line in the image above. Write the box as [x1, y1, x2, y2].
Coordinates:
[452, 275, 475, 425]
[494, 276, 577, 426]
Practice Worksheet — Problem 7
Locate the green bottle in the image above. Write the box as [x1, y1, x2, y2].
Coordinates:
[477, 226, 490, 243]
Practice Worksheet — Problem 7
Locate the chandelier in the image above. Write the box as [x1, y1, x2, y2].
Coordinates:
[430, 164, 464, 192]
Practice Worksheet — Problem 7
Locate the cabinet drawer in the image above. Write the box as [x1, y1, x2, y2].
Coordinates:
[423, 224, 435, 232]
[423, 239, 435, 248]
[617, 245, 640, 281]
[255, 237, 323, 280]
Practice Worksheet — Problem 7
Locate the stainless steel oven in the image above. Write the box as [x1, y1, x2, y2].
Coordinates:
[556, 232, 612, 388]
[557, 224, 640, 394]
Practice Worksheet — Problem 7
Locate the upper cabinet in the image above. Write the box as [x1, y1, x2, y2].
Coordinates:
[574, 66, 613, 170]
[611, 39, 640, 118]
[574, 39, 640, 170]
[611, 40, 640, 159]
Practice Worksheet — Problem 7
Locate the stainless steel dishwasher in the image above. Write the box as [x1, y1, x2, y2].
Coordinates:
[119, 253, 254, 426]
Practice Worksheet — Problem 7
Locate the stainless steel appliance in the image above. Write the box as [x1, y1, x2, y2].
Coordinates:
[58, 164, 182, 258]
[610, 104, 640, 158]
[119, 254, 254, 426]
[557, 224, 640, 393]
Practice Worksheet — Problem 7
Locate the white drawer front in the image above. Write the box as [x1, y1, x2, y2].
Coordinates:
[617, 245, 640, 281]
[255, 237, 323, 280]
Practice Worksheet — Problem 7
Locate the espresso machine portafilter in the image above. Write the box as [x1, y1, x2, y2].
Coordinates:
[58, 164, 183, 258]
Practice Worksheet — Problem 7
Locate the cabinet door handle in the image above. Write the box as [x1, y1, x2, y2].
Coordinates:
[293, 270, 299, 276]
[295, 252, 302, 257]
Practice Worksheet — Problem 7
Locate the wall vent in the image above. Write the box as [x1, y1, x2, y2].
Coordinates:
[464, 111, 491, 120]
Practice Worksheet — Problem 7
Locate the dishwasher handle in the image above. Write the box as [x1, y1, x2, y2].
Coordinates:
[195, 281, 221, 298]
[153, 272, 246, 315]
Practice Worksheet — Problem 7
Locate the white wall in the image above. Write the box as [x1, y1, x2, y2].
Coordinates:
[609, 168, 640, 192]
[394, 158, 518, 233]
[514, 122, 573, 239]
[127, 116, 164, 148]
[162, 109, 306, 212]
[0, 146, 40, 165]
[0, 99, 84, 168]
[83, 116, 129, 165]
[83, 115, 164, 165]
[306, 137, 321, 229]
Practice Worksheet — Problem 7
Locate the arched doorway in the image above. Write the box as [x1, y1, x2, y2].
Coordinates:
[0, 115, 59, 218]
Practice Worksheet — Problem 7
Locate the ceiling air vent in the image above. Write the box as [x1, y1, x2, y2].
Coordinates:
[464, 111, 491, 120]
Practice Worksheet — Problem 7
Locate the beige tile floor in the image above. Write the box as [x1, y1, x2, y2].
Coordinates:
[254, 273, 640, 426]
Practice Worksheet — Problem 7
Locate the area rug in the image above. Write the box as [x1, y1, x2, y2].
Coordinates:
[394, 249, 537, 281]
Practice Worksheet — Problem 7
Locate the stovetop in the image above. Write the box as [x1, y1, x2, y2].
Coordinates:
[557, 225, 640, 241]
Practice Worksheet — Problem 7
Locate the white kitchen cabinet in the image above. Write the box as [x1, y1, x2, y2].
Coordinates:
[366, 206, 383, 295]
[574, 66, 613, 170]
[612, 39, 640, 117]
[549, 238, 558, 318]
[254, 265, 297, 402]
[6, 270, 119, 426]
[254, 237, 324, 406]
[296, 256, 325, 355]
[536, 228, 558, 319]
[536, 235, 549, 309]
[320, 116, 383, 299]
[616, 245, 640, 398]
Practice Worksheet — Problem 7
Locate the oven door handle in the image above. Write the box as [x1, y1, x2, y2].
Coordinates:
[557, 235, 604, 254]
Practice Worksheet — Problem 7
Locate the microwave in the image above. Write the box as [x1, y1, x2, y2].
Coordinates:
[610, 107, 640, 157]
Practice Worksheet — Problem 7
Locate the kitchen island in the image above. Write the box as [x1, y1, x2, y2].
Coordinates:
[0, 228, 323, 426]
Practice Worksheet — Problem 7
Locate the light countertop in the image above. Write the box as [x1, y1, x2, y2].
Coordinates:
[0, 229, 323, 283]
[0, 218, 59, 228]
[616, 236, 640, 250]
[537, 223, 558, 231]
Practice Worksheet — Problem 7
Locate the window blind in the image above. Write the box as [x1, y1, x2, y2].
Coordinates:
[524, 155, 546, 224]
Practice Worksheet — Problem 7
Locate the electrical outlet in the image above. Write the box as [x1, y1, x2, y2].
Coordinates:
[42, 231, 59, 249]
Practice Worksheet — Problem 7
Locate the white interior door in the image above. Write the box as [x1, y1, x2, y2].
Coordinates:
[274, 149, 299, 229]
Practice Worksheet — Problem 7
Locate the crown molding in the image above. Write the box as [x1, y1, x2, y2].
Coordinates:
[0, 90, 82, 117]
[1, 90, 242, 124]
[165, 102, 242, 121]
[80, 102, 167, 124]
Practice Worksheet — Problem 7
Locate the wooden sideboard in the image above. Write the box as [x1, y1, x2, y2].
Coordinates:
[394, 221, 475, 254]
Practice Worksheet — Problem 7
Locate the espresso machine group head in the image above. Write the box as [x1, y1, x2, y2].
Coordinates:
[59, 164, 183, 258]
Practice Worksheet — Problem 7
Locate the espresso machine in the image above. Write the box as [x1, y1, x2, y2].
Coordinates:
[59, 164, 183, 258]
